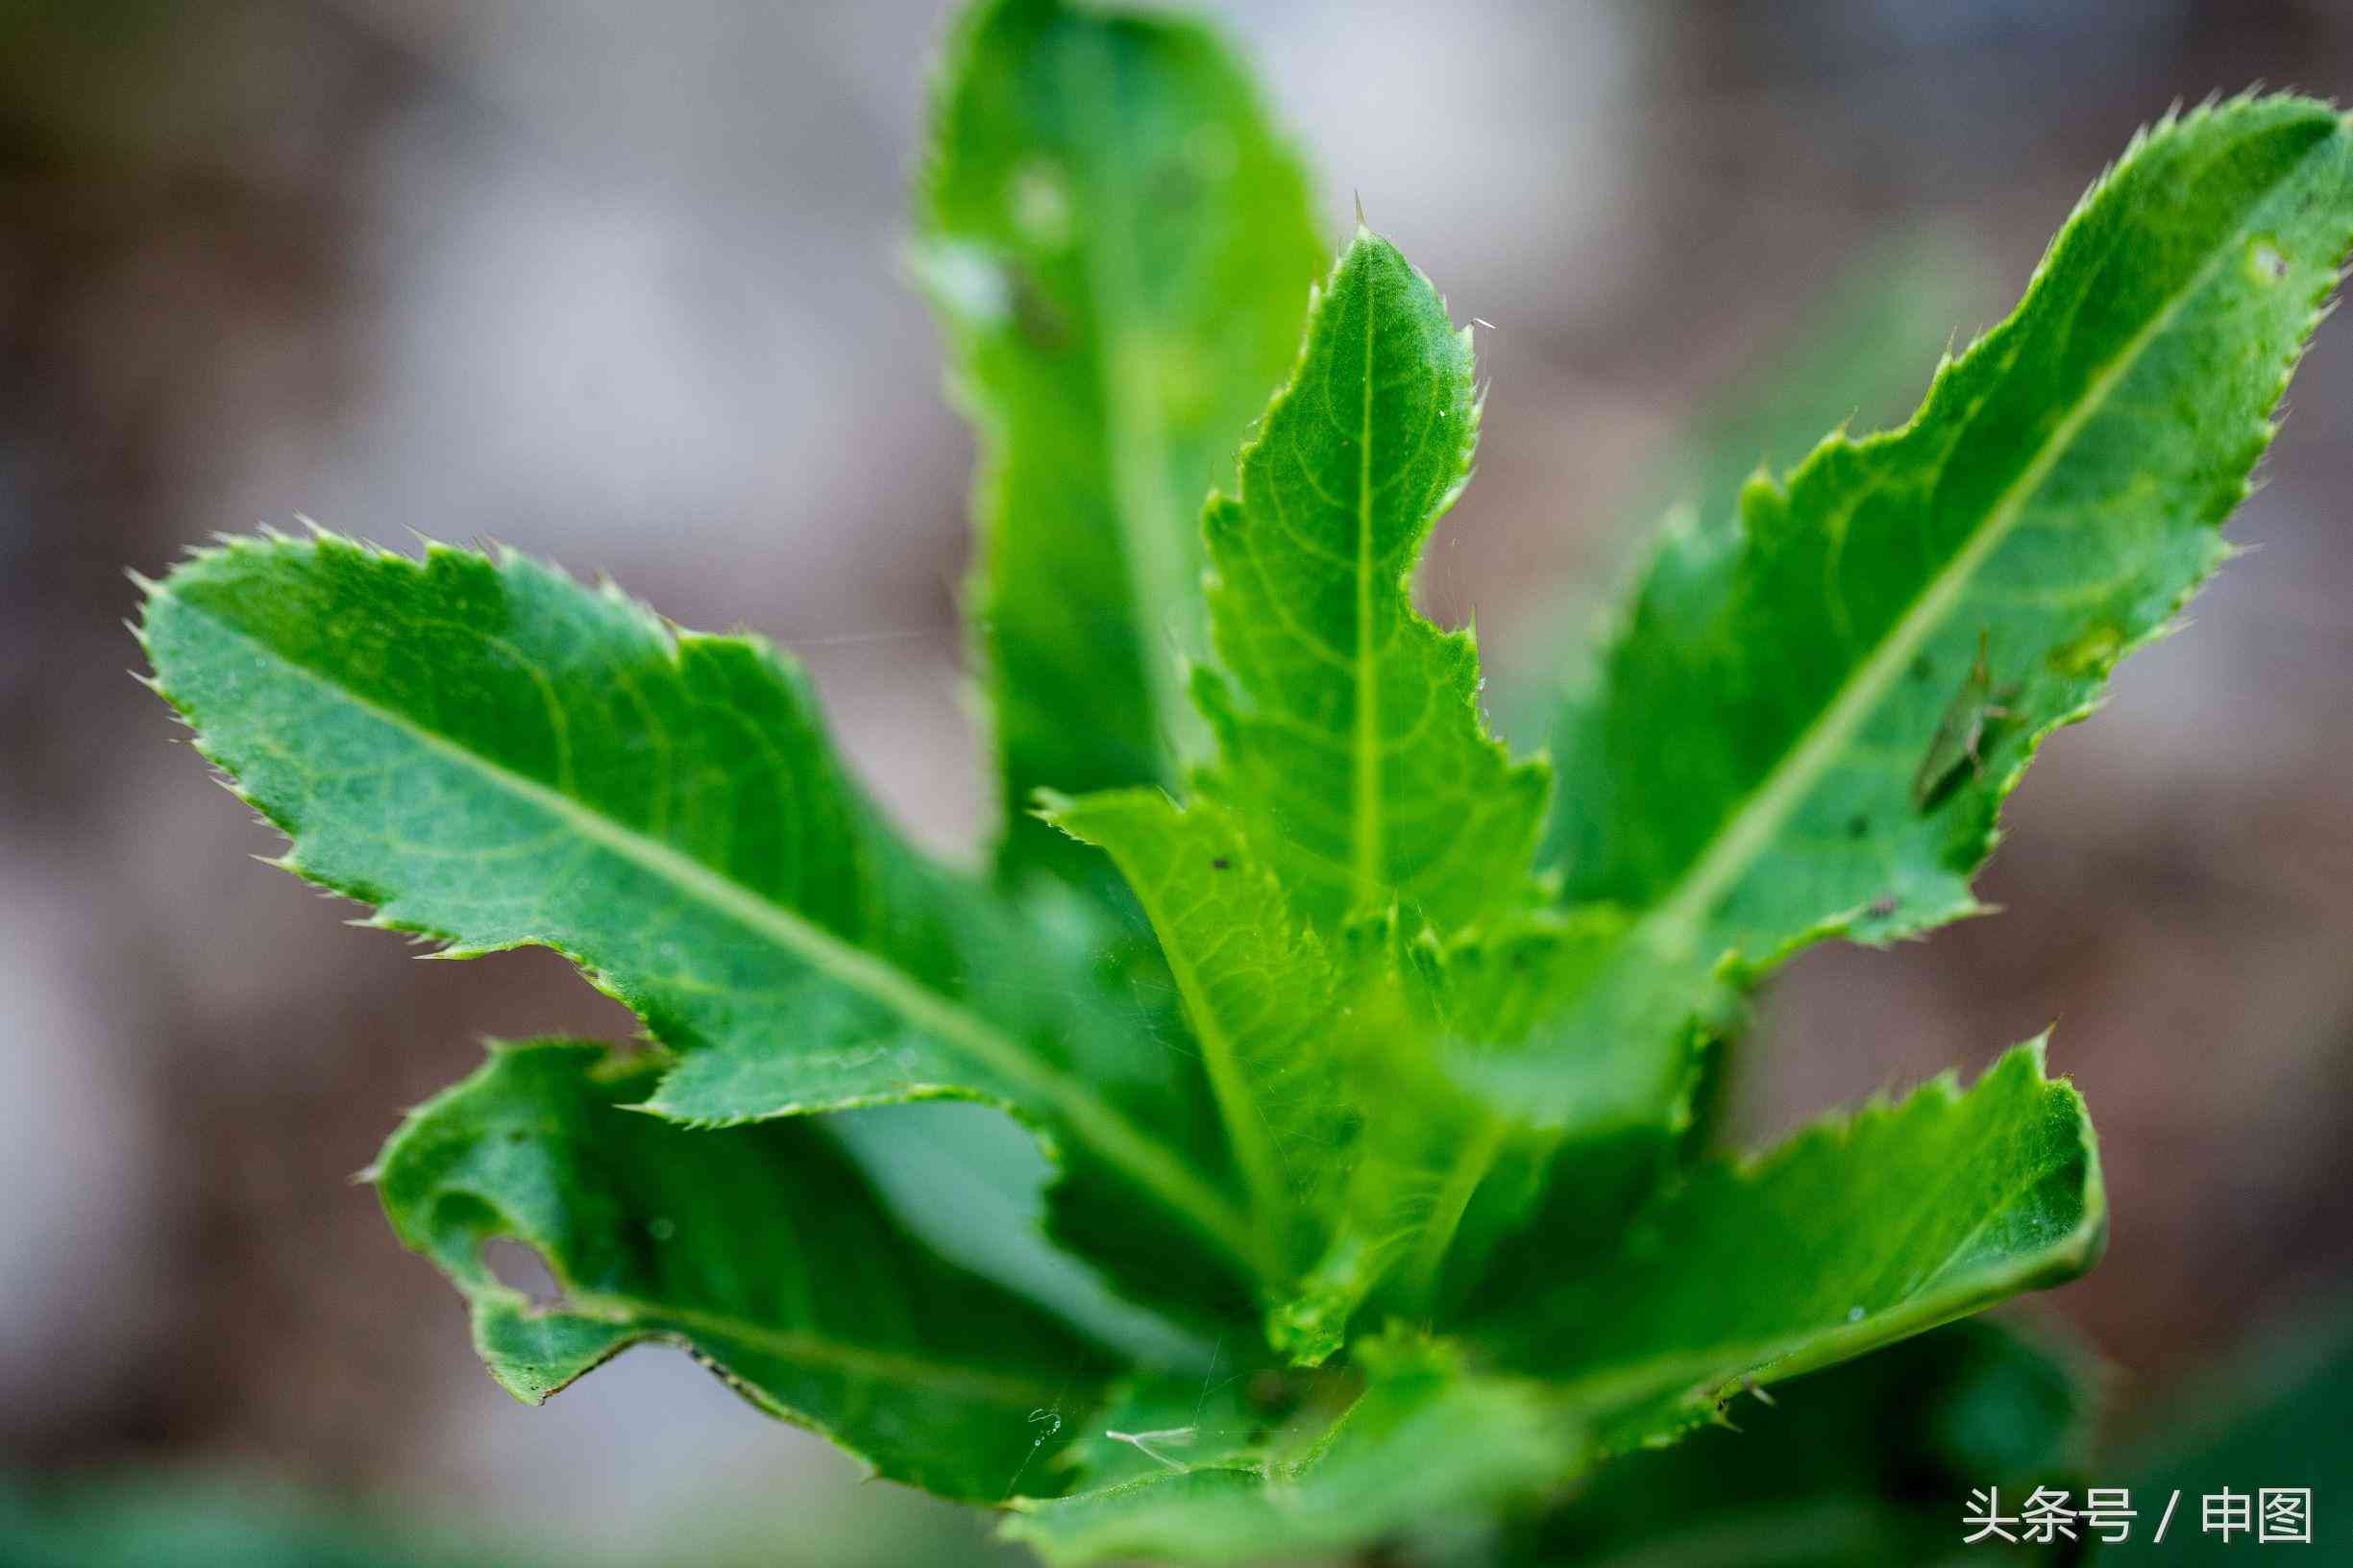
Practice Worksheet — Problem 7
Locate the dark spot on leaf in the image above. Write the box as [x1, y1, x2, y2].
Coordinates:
[1010, 272, 1070, 352]
[1147, 159, 1202, 212]
[1868, 894, 1900, 919]
[1910, 655, 1935, 683]
[1847, 815, 1869, 840]
[1211, 857, 1230, 870]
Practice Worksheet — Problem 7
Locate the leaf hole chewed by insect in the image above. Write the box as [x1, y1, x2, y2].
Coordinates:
[482, 1237, 571, 1312]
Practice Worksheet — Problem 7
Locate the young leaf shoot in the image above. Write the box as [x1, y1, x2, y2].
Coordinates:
[135, 2, 2353, 1561]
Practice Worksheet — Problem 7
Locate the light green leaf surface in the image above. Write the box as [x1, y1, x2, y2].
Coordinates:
[1262, 1031, 1511, 1367]
[1477, 1041, 2104, 1447]
[1060, 231, 1556, 1362]
[918, 0, 1323, 891]
[1045, 786, 1493, 1366]
[1508, 96, 2353, 1123]
[1003, 1332, 1580, 1567]
[823, 1098, 1213, 1370]
[1042, 788, 1353, 1265]
[374, 1041, 1111, 1503]
[135, 534, 1271, 1317]
[1191, 229, 1548, 938]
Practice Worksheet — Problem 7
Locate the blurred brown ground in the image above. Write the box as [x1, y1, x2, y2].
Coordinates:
[3, 0, 2349, 1553]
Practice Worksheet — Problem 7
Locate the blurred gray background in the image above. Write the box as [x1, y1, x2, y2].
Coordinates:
[4, 0, 2350, 1557]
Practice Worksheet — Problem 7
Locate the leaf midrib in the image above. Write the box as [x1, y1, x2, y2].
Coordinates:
[1351, 251, 1384, 901]
[161, 583, 1267, 1278]
[1120, 812, 1292, 1247]
[1639, 129, 2323, 960]
[1541, 1078, 2102, 1410]
[1066, 24, 1199, 779]
[1542, 1180, 2101, 1415]
[566, 1289, 1074, 1408]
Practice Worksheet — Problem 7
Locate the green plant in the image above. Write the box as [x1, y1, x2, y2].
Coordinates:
[134, 0, 2353, 1562]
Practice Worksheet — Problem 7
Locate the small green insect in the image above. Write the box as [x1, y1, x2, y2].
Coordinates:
[1912, 629, 2019, 808]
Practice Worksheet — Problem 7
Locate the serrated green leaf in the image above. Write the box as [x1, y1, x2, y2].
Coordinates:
[1003, 1332, 1581, 1567]
[1476, 1041, 2104, 1447]
[1261, 1039, 1509, 1368]
[374, 1040, 1111, 1503]
[918, 0, 1323, 892]
[129, 9, 2344, 1548]
[1500, 1317, 2093, 1568]
[1041, 788, 1354, 1263]
[1192, 229, 1548, 938]
[1043, 786, 1486, 1366]
[1505, 96, 2353, 1123]
[1494, 230, 1977, 751]
[1055, 231, 1556, 1361]
[135, 534, 1277, 1319]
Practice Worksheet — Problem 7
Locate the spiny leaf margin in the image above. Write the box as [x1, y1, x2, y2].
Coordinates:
[1478, 1039, 2105, 1451]
[135, 528, 1269, 1317]
[372, 1038, 1115, 1503]
[1189, 227, 1547, 939]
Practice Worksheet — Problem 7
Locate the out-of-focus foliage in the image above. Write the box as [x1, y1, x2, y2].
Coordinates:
[2121, 1295, 2353, 1564]
[0, 1470, 1017, 1568]
[0, 1476, 525, 1568]
[916, 0, 1325, 893]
